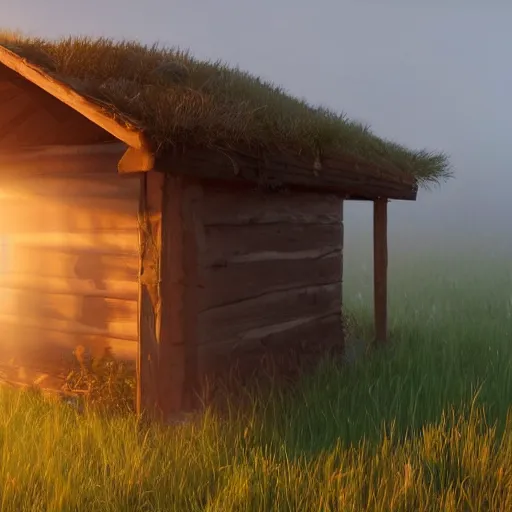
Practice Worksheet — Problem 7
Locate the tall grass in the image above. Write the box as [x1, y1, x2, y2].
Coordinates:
[0, 252, 511, 510]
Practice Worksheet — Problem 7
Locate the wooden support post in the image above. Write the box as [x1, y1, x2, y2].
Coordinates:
[373, 198, 388, 344]
[159, 175, 203, 415]
[137, 172, 203, 420]
[137, 171, 164, 418]
[340, 198, 345, 328]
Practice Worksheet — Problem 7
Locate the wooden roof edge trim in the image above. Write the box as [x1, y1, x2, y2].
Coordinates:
[0, 44, 152, 153]
[345, 189, 417, 201]
[119, 144, 416, 187]
[154, 147, 418, 201]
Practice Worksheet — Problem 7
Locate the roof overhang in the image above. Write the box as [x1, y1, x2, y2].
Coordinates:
[146, 147, 418, 201]
[0, 44, 417, 201]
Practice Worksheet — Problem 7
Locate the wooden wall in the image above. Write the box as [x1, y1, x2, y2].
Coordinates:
[0, 64, 114, 147]
[0, 145, 139, 389]
[196, 184, 344, 379]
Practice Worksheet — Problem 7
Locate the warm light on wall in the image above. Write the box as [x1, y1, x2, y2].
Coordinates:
[0, 235, 8, 273]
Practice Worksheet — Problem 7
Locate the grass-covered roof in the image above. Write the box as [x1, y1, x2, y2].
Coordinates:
[0, 31, 451, 188]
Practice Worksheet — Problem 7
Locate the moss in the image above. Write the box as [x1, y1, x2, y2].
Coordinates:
[0, 31, 451, 187]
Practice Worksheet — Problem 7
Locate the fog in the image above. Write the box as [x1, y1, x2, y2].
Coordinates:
[4, 1, 511, 259]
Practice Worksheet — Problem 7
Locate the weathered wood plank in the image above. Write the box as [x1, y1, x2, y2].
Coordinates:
[1, 231, 138, 254]
[198, 311, 343, 375]
[0, 290, 137, 340]
[373, 198, 388, 344]
[0, 323, 136, 364]
[0, 103, 36, 143]
[196, 185, 345, 384]
[0, 173, 140, 199]
[202, 186, 342, 225]
[2, 247, 138, 282]
[0, 288, 137, 321]
[138, 173, 203, 418]
[198, 282, 341, 347]
[0, 311, 137, 342]
[0, 89, 35, 128]
[0, 275, 137, 301]
[160, 176, 204, 412]
[0, 69, 113, 147]
[0, 143, 142, 395]
[201, 253, 341, 310]
[0, 197, 140, 233]
[203, 223, 342, 267]
[0, 108, 111, 148]
[137, 171, 164, 417]
[0, 143, 128, 178]
[0, 81, 22, 102]
[257, 311, 343, 350]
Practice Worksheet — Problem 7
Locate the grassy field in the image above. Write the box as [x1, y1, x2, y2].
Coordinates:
[0, 247, 511, 511]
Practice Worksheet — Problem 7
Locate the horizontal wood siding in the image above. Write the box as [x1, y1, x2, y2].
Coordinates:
[197, 185, 343, 376]
[0, 146, 139, 389]
[202, 188, 341, 225]
[202, 253, 341, 309]
[0, 70, 115, 147]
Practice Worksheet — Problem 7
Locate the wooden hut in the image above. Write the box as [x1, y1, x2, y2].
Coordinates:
[0, 35, 449, 419]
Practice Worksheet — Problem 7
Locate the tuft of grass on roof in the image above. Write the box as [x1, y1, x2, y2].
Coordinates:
[0, 31, 451, 186]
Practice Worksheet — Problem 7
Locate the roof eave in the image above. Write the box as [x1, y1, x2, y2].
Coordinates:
[144, 147, 418, 201]
[0, 43, 419, 200]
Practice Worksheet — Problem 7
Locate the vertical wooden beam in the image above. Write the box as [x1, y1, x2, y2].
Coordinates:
[137, 171, 203, 420]
[340, 198, 345, 328]
[373, 198, 388, 344]
[159, 175, 203, 416]
[137, 171, 164, 418]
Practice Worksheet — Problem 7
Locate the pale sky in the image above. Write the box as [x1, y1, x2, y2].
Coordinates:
[2, 1, 511, 253]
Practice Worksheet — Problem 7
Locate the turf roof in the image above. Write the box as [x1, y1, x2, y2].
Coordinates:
[0, 32, 451, 187]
